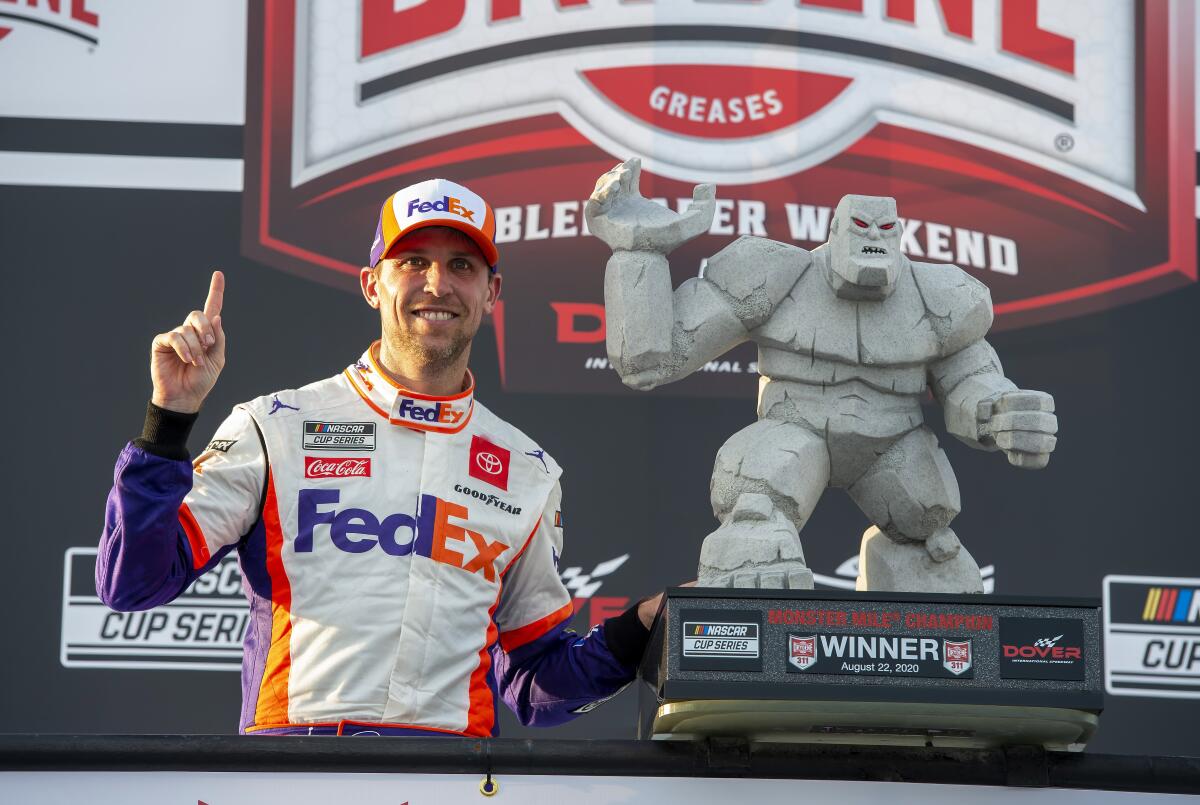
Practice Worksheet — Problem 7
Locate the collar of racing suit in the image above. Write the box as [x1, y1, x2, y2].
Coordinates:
[342, 343, 475, 434]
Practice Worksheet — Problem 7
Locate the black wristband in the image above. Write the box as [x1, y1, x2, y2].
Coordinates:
[602, 600, 652, 670]
[133, 401, 199, 461]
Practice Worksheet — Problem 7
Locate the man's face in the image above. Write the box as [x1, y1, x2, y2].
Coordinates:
[828, 195, 903, 300]
[360, 226, 501, 373]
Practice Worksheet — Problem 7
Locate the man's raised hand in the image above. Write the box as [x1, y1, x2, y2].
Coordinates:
[150, 271, 226, 414]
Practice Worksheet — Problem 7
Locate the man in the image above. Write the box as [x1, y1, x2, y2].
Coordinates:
[98, 178, 659, 737]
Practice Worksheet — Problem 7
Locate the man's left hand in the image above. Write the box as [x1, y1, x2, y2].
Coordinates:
[637, 581, 696, 630]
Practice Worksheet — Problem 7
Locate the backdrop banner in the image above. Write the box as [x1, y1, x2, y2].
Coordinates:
[242, 0, 1195, 396]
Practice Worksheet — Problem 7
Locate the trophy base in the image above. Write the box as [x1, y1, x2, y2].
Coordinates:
[648, 698, 1098, 750]
[639, 587, 1104, 751]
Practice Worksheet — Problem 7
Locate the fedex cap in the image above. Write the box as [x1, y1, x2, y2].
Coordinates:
[369, 178, 499, 270]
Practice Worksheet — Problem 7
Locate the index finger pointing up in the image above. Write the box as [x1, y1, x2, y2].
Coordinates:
[203, 270, 225, 318]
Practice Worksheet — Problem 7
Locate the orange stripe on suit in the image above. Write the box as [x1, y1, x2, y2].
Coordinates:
[254, 471, 294, 726]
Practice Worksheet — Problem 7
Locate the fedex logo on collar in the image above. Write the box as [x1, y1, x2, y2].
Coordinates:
[406, 195, 475, 222]
[296, 489, 506, 582]
[396, 397, 465, 425]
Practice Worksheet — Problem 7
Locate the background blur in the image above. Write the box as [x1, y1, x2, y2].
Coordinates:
[0, 0, 1196, 756]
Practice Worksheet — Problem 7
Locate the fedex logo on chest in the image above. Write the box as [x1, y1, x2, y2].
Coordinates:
[295, 488, 507, 582]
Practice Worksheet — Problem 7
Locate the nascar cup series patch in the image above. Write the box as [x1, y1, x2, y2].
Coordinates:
[303, 421, 376, 451]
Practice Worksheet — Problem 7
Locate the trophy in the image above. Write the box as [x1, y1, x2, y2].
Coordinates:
[586, 159, 1101, 750]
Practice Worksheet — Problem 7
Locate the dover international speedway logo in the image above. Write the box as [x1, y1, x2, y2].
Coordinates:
[243, 1, 1194, 396]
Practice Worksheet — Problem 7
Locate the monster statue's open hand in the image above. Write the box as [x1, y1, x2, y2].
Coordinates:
[585, 157, 715, 253]
[979, 390, 1058, 469]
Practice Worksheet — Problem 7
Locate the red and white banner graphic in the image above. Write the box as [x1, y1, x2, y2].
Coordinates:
[243, 0, 1195, 396]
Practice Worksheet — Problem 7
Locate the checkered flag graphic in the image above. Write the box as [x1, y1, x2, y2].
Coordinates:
[1033, 635, 1063, 648]
[560, 554, 630, 599]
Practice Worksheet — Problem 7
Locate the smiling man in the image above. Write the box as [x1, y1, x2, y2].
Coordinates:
[97, 179, 659, 737]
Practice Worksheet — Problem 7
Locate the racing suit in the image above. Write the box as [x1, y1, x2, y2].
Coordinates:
[97, 345, 647, 736]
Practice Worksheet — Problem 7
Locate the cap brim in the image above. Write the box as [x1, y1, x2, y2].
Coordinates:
[380, 218, 499, 269]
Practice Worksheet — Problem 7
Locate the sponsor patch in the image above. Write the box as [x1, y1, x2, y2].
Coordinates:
[303, 421, 376, 451]
[394, 396, 468, 428]
[205, 439, 237, 453]
[999, 617, 1085, 681]
[305, 456, 371, 479]
[405, 194, 476, 222]
[1105, 575, 1200, 699]
[60, 548, 245, 672]
[785, 632, 974, 679]
[469, 434, 510, 490]
[453, 483, 521, 515]
[679, 609, 762, 672]
[296, 489, 508, 582]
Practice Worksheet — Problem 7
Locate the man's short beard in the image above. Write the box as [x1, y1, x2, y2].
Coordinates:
[389, 329, 472, 373]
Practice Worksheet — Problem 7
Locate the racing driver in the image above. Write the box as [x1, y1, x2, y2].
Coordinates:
[97, 178, 660, 737]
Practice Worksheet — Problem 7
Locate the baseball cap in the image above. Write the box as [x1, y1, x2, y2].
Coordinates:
[369, 178, 499, 270]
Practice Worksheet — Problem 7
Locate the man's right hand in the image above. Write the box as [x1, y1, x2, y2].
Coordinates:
[150, 271, 226, 414]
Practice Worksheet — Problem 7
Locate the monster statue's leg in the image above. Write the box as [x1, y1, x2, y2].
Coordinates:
[846, 426, 984, 593]
[699, 420, 829, 589]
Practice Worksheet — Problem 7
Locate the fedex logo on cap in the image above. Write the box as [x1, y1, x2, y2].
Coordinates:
[407, 195, 475, 222]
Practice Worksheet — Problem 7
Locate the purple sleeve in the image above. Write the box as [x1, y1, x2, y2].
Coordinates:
[490, 607, 646, 727]
[96, 442, 202, 611]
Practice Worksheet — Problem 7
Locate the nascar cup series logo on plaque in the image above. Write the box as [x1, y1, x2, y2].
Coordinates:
[244, 1, 1193, 395]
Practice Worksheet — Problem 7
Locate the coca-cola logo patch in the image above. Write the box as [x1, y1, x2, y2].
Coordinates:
[304, 456, 372, 479]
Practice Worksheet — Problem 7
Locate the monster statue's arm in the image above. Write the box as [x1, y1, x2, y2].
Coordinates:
[929, 339, 1058, 469]
[929, 339, 1016, 451]
[586, 158, 783, 391]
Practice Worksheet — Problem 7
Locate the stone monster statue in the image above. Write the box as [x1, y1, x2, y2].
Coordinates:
[585, 158, 1058, 593]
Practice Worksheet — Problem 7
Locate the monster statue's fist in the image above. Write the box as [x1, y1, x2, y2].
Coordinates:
[979, 390, 1058, 469]
[585, 157, 715, 254]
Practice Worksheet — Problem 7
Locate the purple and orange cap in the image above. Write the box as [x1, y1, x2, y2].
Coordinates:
[369, 178, 499, 271]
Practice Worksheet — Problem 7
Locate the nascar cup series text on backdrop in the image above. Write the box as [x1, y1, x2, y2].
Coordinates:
[586, 159, 1058, 593]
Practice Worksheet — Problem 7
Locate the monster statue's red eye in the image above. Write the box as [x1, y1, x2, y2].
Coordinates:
[851, 217, 868, 228]
[879, 222, 895, 230]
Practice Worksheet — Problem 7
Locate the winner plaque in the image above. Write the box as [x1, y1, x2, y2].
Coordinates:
[639, 588, 1102, 749]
